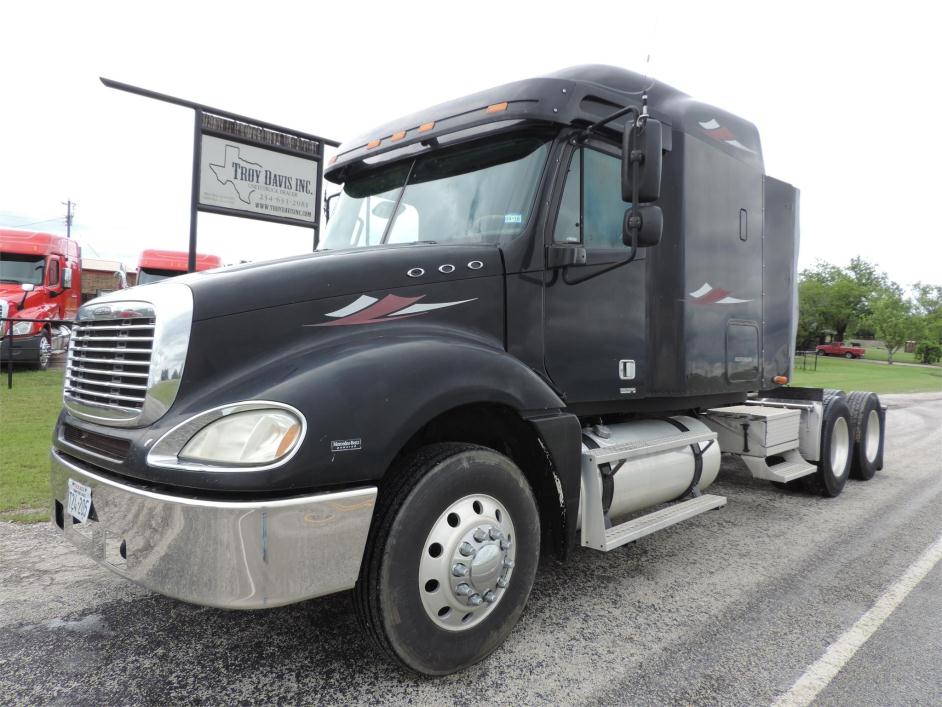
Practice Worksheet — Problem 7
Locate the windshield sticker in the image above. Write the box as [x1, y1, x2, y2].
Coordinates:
[308, 294, 477, 327]
[504, 213, 523, 224]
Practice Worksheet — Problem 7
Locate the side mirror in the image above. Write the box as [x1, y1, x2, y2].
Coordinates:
[622, 205, 663, 248]
[622, 118, 663, 203]
[21, 283, 35, 293]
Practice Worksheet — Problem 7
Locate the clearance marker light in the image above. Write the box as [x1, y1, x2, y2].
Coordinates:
[418, 122, 435, 132]
[390, 131, 407, 141]
[328, 154, 338, 165]
[366, 139, 381, 149]
[486, 101, 508, 113]
[773, 375, 789, 385]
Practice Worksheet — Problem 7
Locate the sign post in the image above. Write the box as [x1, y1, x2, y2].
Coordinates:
[100, 78, 339, 271]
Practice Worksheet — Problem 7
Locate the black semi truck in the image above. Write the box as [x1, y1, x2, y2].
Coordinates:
[51, 66, 885, 675]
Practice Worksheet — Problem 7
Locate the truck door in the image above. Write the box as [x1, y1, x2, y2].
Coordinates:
[543, 141, 647, 404]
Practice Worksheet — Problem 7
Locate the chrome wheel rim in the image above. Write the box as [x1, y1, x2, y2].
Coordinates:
[830, 416, 850, 477]
[418, 493, 516, 632]
[38, 335, 51, 368]
[865, 409, 881, 463]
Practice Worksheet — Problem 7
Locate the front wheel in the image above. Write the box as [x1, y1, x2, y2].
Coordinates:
[29, 330, 52, 371]
[354, 443, 540, 676]
[844, 352, 854, 359]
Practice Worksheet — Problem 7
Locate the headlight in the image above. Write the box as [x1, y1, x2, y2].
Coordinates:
[11, 320, 36, 336]
[180, 409, 302, 465]
[146, 402, 306, 471]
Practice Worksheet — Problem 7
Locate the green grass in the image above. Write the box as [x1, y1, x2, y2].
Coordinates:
[860, 347, 935, 365]
[792, 355, 942, 394]
[0, 368, 63, 522]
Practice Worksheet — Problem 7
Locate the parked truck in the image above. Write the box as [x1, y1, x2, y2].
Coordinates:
[1, 229, 81, 370]
[136, 249, 222, 284]
[50, 66, 886, 675]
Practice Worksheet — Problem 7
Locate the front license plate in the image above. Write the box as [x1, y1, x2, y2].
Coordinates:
[67, 478, 92, 523]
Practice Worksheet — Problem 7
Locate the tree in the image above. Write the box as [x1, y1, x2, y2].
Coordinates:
[798, 257, 887, 345]
[869, 289, 921, 364]
[913, 282, 942, 344]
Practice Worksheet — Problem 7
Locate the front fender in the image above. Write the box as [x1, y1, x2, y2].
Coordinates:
[129, 328, 565, 493]
[264, 331, 567, 490]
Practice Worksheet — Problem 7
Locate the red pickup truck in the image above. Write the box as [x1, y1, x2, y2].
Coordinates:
[816, 342, 866, 359]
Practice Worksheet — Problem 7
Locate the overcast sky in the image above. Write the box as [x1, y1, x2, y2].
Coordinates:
[2, 0, 939, 286]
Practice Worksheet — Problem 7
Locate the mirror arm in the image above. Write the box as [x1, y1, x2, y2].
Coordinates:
[583, 105, 640, 138]
[624, 129, 643, 264]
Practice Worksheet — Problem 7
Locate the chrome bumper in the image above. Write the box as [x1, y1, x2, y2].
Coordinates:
[50, 449, 376, 609]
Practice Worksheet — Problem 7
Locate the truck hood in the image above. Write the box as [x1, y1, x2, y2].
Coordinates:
[0, 283, 27, 306]
[167, 243, 504, 321]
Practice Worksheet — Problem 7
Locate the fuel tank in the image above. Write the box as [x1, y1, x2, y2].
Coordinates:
[581, 415, 721, 520]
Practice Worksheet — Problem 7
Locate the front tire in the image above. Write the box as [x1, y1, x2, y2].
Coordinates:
[355, 443, 540, 676]
[844, 352, 854, 359]
[803, 396, 852, 497]
[29, 330, 52, 371]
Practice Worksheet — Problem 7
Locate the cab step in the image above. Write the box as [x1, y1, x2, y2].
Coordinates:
[739, 448, 817, 483]
[588, 494, 727, 552]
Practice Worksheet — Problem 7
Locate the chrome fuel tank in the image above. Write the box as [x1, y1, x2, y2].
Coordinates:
[581, 415, 721, 520]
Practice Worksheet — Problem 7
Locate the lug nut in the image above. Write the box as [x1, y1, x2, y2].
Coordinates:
[455, 583, 472, 596]
[452, 563, 469, 577]
[489, 528, 503, 541]
[473, 528, 487, 542]
[503, 558, 514, 569]
[496, 575, 509, 588]
[468, 593, 483, 606]
[500, 539, 511, 550]
[483, 590, 497, 603]
[459, 542, 476, 557]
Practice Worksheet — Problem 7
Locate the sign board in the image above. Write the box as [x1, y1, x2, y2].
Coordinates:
[100, 78, 338, 269]
[199, 134, 318, 226]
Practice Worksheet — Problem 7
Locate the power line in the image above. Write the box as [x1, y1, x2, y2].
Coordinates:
[3, 217, 63, 229]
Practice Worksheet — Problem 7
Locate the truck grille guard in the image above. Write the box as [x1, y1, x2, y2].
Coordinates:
[63, 283, 193, 428]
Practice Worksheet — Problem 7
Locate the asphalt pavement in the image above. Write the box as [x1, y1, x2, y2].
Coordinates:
[1, 392, 940, 706]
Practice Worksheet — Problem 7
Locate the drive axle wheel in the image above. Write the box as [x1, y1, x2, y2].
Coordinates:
[803, 395, 852, 497]
[355, 443, 539, 676]
[846, 391, 884, 480]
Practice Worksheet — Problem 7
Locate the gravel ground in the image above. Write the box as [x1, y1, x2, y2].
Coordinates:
[1, 392, 940, 706]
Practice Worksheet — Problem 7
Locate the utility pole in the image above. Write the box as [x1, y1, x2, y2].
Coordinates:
[62, 200, 75, 238]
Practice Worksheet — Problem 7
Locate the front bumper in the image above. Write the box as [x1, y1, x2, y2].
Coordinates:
[50, 449, 376, 609]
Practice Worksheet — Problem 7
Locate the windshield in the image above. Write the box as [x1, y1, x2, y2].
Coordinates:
[0, 254, 45, 285]
[137, 268, 182, 285]
[320, 134, 551, 250]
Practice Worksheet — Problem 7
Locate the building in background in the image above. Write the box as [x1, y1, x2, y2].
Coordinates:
[81, 258, 134, 303]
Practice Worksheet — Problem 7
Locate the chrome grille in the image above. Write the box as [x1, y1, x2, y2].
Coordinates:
[62, 284, 193, 428]
[65, 315, 155, 412]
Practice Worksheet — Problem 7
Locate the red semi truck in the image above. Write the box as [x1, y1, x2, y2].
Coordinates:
[0, 229, 81, 370]
[136, 249, 222, 284]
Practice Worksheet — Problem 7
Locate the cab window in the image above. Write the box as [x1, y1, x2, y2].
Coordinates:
[46, 259, 60, 287]
[553, 146, 630, 249]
